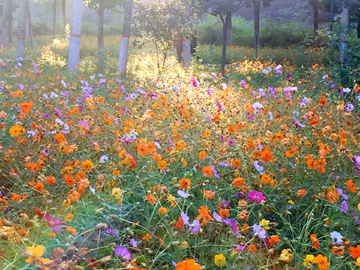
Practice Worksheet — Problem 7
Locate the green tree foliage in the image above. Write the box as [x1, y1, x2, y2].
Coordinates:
[133, 0, 196, 70]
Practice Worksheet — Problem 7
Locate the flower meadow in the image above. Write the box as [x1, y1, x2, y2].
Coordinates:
[0, 52, 360, 270]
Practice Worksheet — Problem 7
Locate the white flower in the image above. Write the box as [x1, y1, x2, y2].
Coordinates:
[343, 87, 351, 93]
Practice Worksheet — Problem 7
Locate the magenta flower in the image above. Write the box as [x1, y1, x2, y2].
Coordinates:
[115, 246, 131, 262]
[248, 190, 266, 204]
[42, 212, 67, 233]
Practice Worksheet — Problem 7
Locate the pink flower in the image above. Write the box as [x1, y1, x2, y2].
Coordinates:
[248, 190, 266, 204]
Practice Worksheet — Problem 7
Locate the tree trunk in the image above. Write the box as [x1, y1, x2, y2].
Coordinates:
[98, 1, 104, 65]
[118, 0, 133, 76]
[330, 0, 334, 31]
[226, 12, 232, 46]
[253, 0, 260, 58]
[27, 4, 34, 47]
[312, 2, 319, 47]
[16, 0, 29, 58]
[62, 0, 67, 30]
[1, 0, 9, 48]
[53, 0, 57, 39]
[221, 13, 230, 75]
[7, 0, 12, 43]
[340, 8, 349, 63]
[357, 10, 360, 39]
[67, 0, 82, 73]
[183, 38, 191, 68]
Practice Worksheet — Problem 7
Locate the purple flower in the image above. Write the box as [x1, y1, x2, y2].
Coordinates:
[287, 74, 292, 79]
[220, 200, 230, 209]
[106, 228, 118, 236]
[211, 165, 219, 178]
[329, 231, 343, 245]
[54, 108, 62, 116]
[207, 88, 212, 98]
[115, 246, 131, 262]
[346, 103, 354, 112]
[341, 200, 348, 213]
[43, 212, 67, 233]
[177, 189, 190, 198]
[188, 219, 200, 234]
[216, 99, 223, 111]
[181, 212, 190, 226]
[130, 238, 138, 248]
[213, 211, 223, 222]
[79, 120, 89, 131]
[240, 80, 246, 87]
[253, 223, 266, 239]
[336, 188, 348, 200]
[352, 211, 360, 225]
[248, 190, 266, 204]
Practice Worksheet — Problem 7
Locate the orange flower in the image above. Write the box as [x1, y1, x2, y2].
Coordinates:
[349, 245, 360, 258]
[198, 151, 207, 161]
[260, 174, 272, 184]
[9, 125, 25, 137]
[314, 254, 329, 270]
[319, 97, 327, 107]
[45, 176, 56, 186]
[201, 166, 213, 178]
[174, 216, 184, 230]
[346, 179, 356, 193]
[68, 190, 80, 202]
[175, 259, 201, 270]
[261, 147, 273, 162]
[219, 209, 230, 218]
[310, 234, 320, 250]
[19, 101, 33, 114]
[81, 160, 93, 171]
[179, 178, 191, 190]
[146, 194, 157, 204]
[248, 243, 257, 253]
[326, 190, 339, 203]
[233, 177, 245, 187]
[24, 245, 50, 265]
[297, 189, 306, 198]
[157, 160, 167, 170]
[175, 140, 186, 151]
[158, 207, 168, 214]
[66, 226, 78, 235]
[231, 159, 241, 168]
[33, 182, 44, 192]
[269, 235, 281, 247]
[204, 190, 215, 200]
[137, 143, 148, 156]
[331, 246, 345, 256]
[197, 206, 214, 224]
[64, 174, 75, 187]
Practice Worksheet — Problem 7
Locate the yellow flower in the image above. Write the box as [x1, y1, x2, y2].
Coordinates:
[279, 249, 292, 263]
[288, 200, 295, 205]
[259, 219, 270, 230]
[214, 253, 226, 267]
[356, 257, 360, 267]
[24, 245, 51, 265]
[303, 254, 315, 267]
[112, 188, 122, 200]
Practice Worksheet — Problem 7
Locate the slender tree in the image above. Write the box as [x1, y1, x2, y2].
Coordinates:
[67, 0, 82, 72]
[201, 0, 244, 74]
[62, 0, 67, 30]
[1, 0, 9, 48]
[7, 0, 14, 43]
[53, 0, 57, 39]
[16, 0, 29, 58]
[253, 0, 260, 57]
[84, 0, 122, 65]
[118, 0, 133, 75]
[27, 4, 34, 47]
